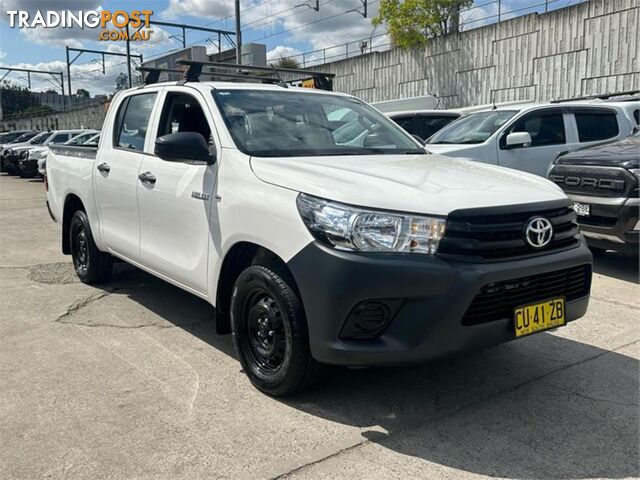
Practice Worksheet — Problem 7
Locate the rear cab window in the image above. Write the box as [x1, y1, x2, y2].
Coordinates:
[573, 109, 619, 142]
[113, 93, 157, 151]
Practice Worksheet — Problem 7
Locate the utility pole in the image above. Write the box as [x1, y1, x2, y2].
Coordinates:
[126, 23, 133, 88]
[235, 0, 242, 64]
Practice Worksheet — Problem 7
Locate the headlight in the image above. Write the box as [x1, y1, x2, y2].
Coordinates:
[20, 150, 28, 158]
[296, 193, 446, 254]
[33, 150, 47, 160]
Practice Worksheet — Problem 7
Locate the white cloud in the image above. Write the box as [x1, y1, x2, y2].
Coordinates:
[0, 50, 6, 60]
[162, 0, 233, 20]
[266, 45, 302, 61]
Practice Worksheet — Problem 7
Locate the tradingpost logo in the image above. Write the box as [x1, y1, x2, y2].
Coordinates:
[5, 9, 154, 41]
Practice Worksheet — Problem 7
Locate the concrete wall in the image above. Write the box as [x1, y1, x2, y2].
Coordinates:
[1, 101, 109, 132]
[320, 0, 640, 107]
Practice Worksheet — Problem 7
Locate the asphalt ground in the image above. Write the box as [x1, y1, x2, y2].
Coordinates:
[1, 173, 638, 479]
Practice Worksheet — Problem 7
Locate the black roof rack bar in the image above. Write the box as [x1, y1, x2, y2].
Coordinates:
[137, 66, 281, 85]
[176, 59, 335, 78]
[551, 90, 640, 103]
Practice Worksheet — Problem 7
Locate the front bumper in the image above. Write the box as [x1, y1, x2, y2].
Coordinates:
[569, 194, 639, 254]
[287, 241, 592, 366]
[18, 158, 40, 177]
[2, 153, 22, 174]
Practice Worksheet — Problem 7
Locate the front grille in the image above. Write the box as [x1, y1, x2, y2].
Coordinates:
[549, 165, 637, 198]
[462, 264, 591, 326]
[438, 204, 580, 261]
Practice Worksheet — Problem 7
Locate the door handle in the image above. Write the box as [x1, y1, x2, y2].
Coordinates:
[138, 171, 156, 185]
[97, 162, 110, 174]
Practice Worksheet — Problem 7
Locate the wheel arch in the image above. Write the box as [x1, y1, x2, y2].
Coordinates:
[61, 193, 86, 254]
[214, 241, 300, 335]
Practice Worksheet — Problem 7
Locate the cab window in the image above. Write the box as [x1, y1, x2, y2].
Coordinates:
[503, 110, 566, 148]
[114, 93, 157, 151]
[157, 92, 212, 145]
[575, 111, 619, 142]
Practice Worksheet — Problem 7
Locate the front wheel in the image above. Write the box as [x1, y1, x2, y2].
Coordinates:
[70, 210, 113, 284]
[230, 265, 318, 396]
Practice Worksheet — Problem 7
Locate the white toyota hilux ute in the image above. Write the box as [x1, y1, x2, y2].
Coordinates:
[46, 80, 593, 396]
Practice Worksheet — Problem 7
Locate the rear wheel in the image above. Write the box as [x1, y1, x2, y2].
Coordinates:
[231, 265, 318, 396]
[70, 210, 113, 284]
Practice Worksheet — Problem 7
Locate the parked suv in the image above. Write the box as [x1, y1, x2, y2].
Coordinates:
[0, 130, 39, 171]
[549, 130, 639, 255]
[46, 68, 592, 396]
[7, 130, 83, 176]
[426, 101, 639, 177]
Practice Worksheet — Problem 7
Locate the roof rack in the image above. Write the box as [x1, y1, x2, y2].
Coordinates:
[138, 66, 283, 86]
[152, 59, 334, 90]
[550, 90, 640, 103]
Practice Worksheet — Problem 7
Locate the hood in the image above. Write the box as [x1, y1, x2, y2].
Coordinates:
[250, 154, 566, 216]
[555, 134, 640, 169]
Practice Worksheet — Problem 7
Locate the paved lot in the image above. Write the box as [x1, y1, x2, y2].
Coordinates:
[1, 173, 638, 480]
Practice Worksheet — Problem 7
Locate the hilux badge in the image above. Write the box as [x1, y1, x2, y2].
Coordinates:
[524, 217, 553, 248]
[191, 191, 210, 201]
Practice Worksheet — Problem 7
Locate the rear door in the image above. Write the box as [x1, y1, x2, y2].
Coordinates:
[95, 91, 159, 259]
[497, 108, 571, 176]
[137, 88, 219, 293]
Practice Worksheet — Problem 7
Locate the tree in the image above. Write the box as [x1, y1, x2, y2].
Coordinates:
[115, 72, 128, 91]
[76, 88, 90, 98]
[270, 56, 302, 69]
[0, 83, 40, 116]
[373, 0, 473, 49]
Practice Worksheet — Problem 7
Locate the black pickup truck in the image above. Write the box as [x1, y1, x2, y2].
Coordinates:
[549, 131, 639, 255]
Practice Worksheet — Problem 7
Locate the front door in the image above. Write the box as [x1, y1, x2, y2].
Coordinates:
[497, 108, 571, 177]
[95, 91, 158, 259]
[137, 90, 218, 293]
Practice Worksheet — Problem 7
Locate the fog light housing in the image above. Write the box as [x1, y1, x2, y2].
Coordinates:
[339, 299, 404, 339]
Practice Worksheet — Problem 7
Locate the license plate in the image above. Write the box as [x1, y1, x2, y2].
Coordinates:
[573, 202, 590, 217]
[514, 297, 565, 338]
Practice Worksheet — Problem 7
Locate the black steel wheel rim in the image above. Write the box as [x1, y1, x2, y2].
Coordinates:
[243, 289, 287, 375]
[72, 224, 89, 274]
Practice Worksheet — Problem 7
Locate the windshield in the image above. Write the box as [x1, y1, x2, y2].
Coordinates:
[1, 132, 25, 143]
[428, 110, 517, 144]
[213, 89, 422, 157]
[29, 132, 50, 145]
[67, 132, 96, 145]
[13, 132, 38, 143]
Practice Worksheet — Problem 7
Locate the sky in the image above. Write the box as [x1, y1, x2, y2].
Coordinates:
[0, 0, 586, 95]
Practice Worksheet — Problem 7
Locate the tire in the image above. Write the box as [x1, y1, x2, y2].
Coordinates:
[69, 210, 113, 284]
[230, 265, 318, 396]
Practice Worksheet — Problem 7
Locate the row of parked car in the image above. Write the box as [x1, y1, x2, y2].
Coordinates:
[377, 94, 640, 255]
[2, 92, 638, 256]
[0, 129, 100, 178]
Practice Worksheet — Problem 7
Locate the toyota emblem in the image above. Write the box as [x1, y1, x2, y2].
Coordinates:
[524, 217, 553, 248]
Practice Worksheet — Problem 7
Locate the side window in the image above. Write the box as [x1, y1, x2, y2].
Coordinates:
[392, 116, 415, 135]
[51, 133, 69, 143]
[575, 111, 619, 142]
[505, 111, 566, 148]
[634, 109, 639, 125]
[157, 92, 212, 144]
[114, 93, 156, 151]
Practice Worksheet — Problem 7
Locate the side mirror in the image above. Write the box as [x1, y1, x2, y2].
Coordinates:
[155, 132, 215, 164]
[506, 131, 532, 148]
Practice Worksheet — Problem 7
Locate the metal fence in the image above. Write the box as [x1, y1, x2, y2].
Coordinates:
[283, 0, 587, 68]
